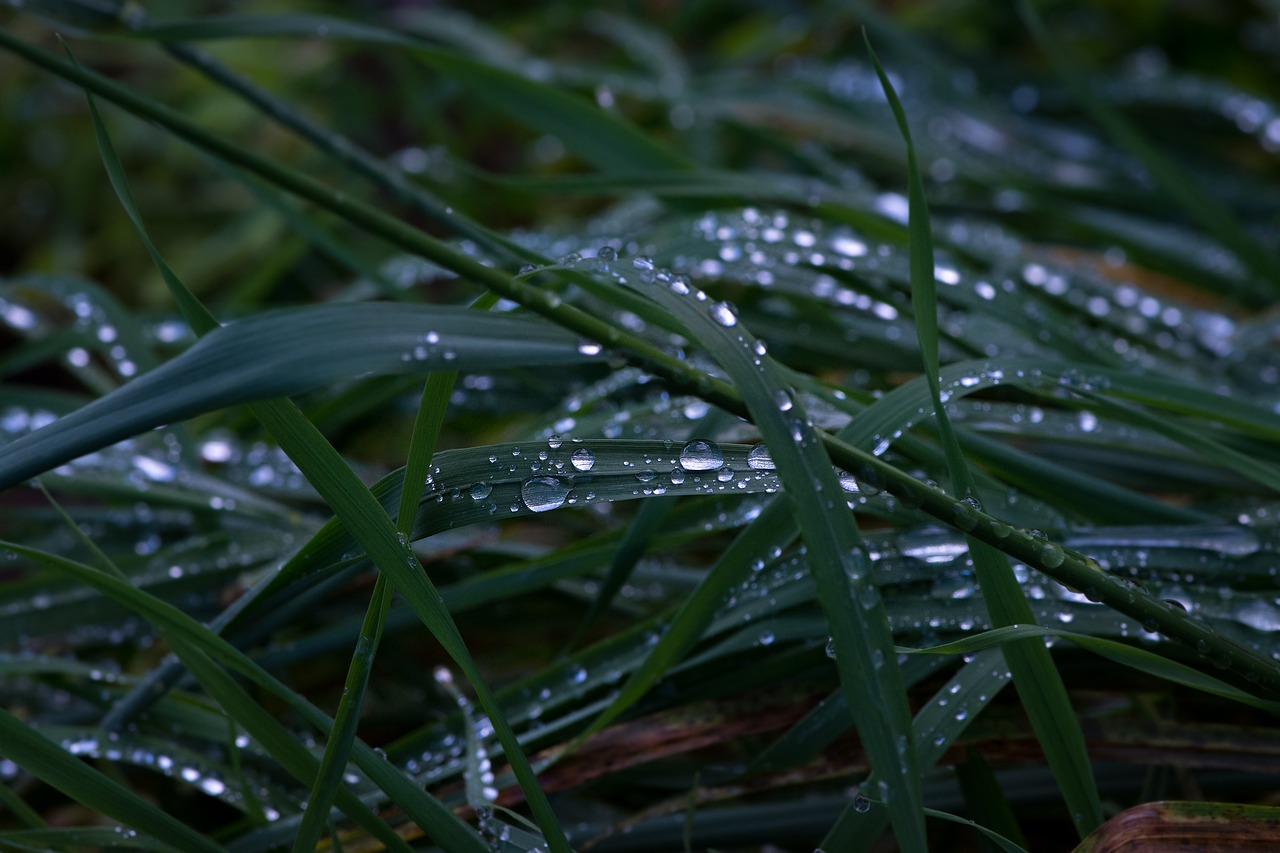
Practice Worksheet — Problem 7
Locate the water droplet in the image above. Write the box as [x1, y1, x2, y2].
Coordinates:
[571, 448, 595, 471]
[825, 636, 837, 659]
[1038, 542, 1065, 568]
[578, 341, 603, 356]
[520, 476, 570, 512]
[469, 482, 493, 500]
[854, 795, 872, 813]
[679, 439, 724, 471]
[709, 301, 738, 327]
[855, 464, 882, 495]
[597, 245, 617, 261]
[952, 496, 981, 532]
[716, 465, 734, 482]
[747, 444, 775, 470]
[773, 389, 793, 412]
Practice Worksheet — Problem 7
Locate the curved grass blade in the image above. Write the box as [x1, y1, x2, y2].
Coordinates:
[824, 648, 1014, 851]
[565, 410, 731, 652]
[0, 706, 225, 853]
[291, 575, 393, 853]
[900, 624, 1280, 715]
[0, 303, 590, 490]
[865, 31, 1103, 836]
[294, 290, 495, 851]
[621, 276, 926, 848]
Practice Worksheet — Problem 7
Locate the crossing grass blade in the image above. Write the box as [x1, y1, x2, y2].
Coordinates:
[619, 273, 927, 847]
[865, 31, 1103, 837]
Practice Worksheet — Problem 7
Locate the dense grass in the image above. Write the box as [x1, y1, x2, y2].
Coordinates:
[2, 2, 1280, 851]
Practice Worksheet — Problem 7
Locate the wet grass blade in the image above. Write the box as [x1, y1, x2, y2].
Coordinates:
[865, 31, 1103, 836]
[625, 275, 926, 847]
[0, 539, 492, 852]
[0, 707, 223, 853]
[903, 625, 1280, 714]
[0, 303, 589, 491]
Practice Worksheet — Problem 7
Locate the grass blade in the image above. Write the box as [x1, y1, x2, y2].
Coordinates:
[865, 31, 1103, 835]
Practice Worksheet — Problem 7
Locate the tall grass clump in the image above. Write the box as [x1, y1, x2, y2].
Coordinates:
[2, 2, 1280, 851]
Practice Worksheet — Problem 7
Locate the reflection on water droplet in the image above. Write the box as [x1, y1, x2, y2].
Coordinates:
[571, 448, 595, 471]
[680, 439, 724, 470]
[709, 301, 738, 327]
[520, 476, 570, 512]
[1038, 542, 1065, 568]
[952, 496, 981, 532]
[747, 444, 775, 470]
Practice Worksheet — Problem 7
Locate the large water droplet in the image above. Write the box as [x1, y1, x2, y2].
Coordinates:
[747, 444, 775, 470]
[708, 301, 738, 327]
[679, 439, 724, 471]
[520, 476, 570, 512]
[571, 448, 595, 471]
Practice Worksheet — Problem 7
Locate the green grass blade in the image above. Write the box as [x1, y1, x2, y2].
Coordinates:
[0, 539, 491, 852]
[0, 707, 225, 853]
[956, 745, 1031, 852]
[0, 303, 589, 490]
[824, 648, 1014, 851]
[625, 273, 926, 848]
[245, 399, 572, 852]
[292, 575, 393, 853]
[902, 625, 1280, 714]
[865, 32, 1103, 836]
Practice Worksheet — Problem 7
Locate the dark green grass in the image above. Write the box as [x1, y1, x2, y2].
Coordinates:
[2, 2, 1280, 851]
